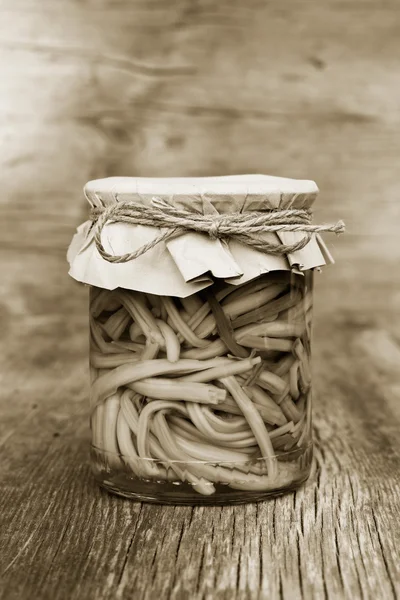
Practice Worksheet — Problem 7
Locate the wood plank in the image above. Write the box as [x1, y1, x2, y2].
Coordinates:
[0, 0, 399, 598]
[1, 326, 399, 599]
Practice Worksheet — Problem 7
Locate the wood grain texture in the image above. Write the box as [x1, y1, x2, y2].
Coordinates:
[1, 0, 400, 598]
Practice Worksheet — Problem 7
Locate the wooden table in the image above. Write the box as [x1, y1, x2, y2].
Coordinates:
[1, 1, 399, 598]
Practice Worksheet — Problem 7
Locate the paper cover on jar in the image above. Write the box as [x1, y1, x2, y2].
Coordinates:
[67, 174, 332, 297]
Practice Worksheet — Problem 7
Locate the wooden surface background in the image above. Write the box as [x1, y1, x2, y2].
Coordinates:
[1, 1, 400, 599]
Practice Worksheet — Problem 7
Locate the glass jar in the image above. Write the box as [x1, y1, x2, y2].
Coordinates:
[67, 174, 342, 504]
[88, 269, 313, 504]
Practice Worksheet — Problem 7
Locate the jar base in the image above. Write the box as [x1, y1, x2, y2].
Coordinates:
[98, 477, 311, 505]
[91, 445, 313, 505]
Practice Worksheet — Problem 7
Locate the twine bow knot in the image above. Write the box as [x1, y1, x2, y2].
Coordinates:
[208, 218, 222, 240]
[90, 197, 345, 264]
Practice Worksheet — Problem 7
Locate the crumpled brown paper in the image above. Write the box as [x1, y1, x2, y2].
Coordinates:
[67, 174, 331, 297]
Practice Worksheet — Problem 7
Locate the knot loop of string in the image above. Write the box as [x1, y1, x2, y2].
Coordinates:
[90, 197, 345, 264]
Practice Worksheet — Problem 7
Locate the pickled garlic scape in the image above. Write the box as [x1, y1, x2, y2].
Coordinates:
[89, 271, 314, 498]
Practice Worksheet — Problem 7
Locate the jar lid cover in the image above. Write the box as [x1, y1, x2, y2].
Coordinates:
[84, 174, 319, 212]
[68, 175, 332, 297]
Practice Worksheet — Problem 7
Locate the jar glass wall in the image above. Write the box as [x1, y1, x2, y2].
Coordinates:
[89, 270, 313, 505]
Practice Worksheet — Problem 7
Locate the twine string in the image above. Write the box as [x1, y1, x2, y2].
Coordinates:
[90, 197, 345, 264]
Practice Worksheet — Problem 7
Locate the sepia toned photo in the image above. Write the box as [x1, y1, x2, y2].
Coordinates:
[0, 2, 399, 599]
